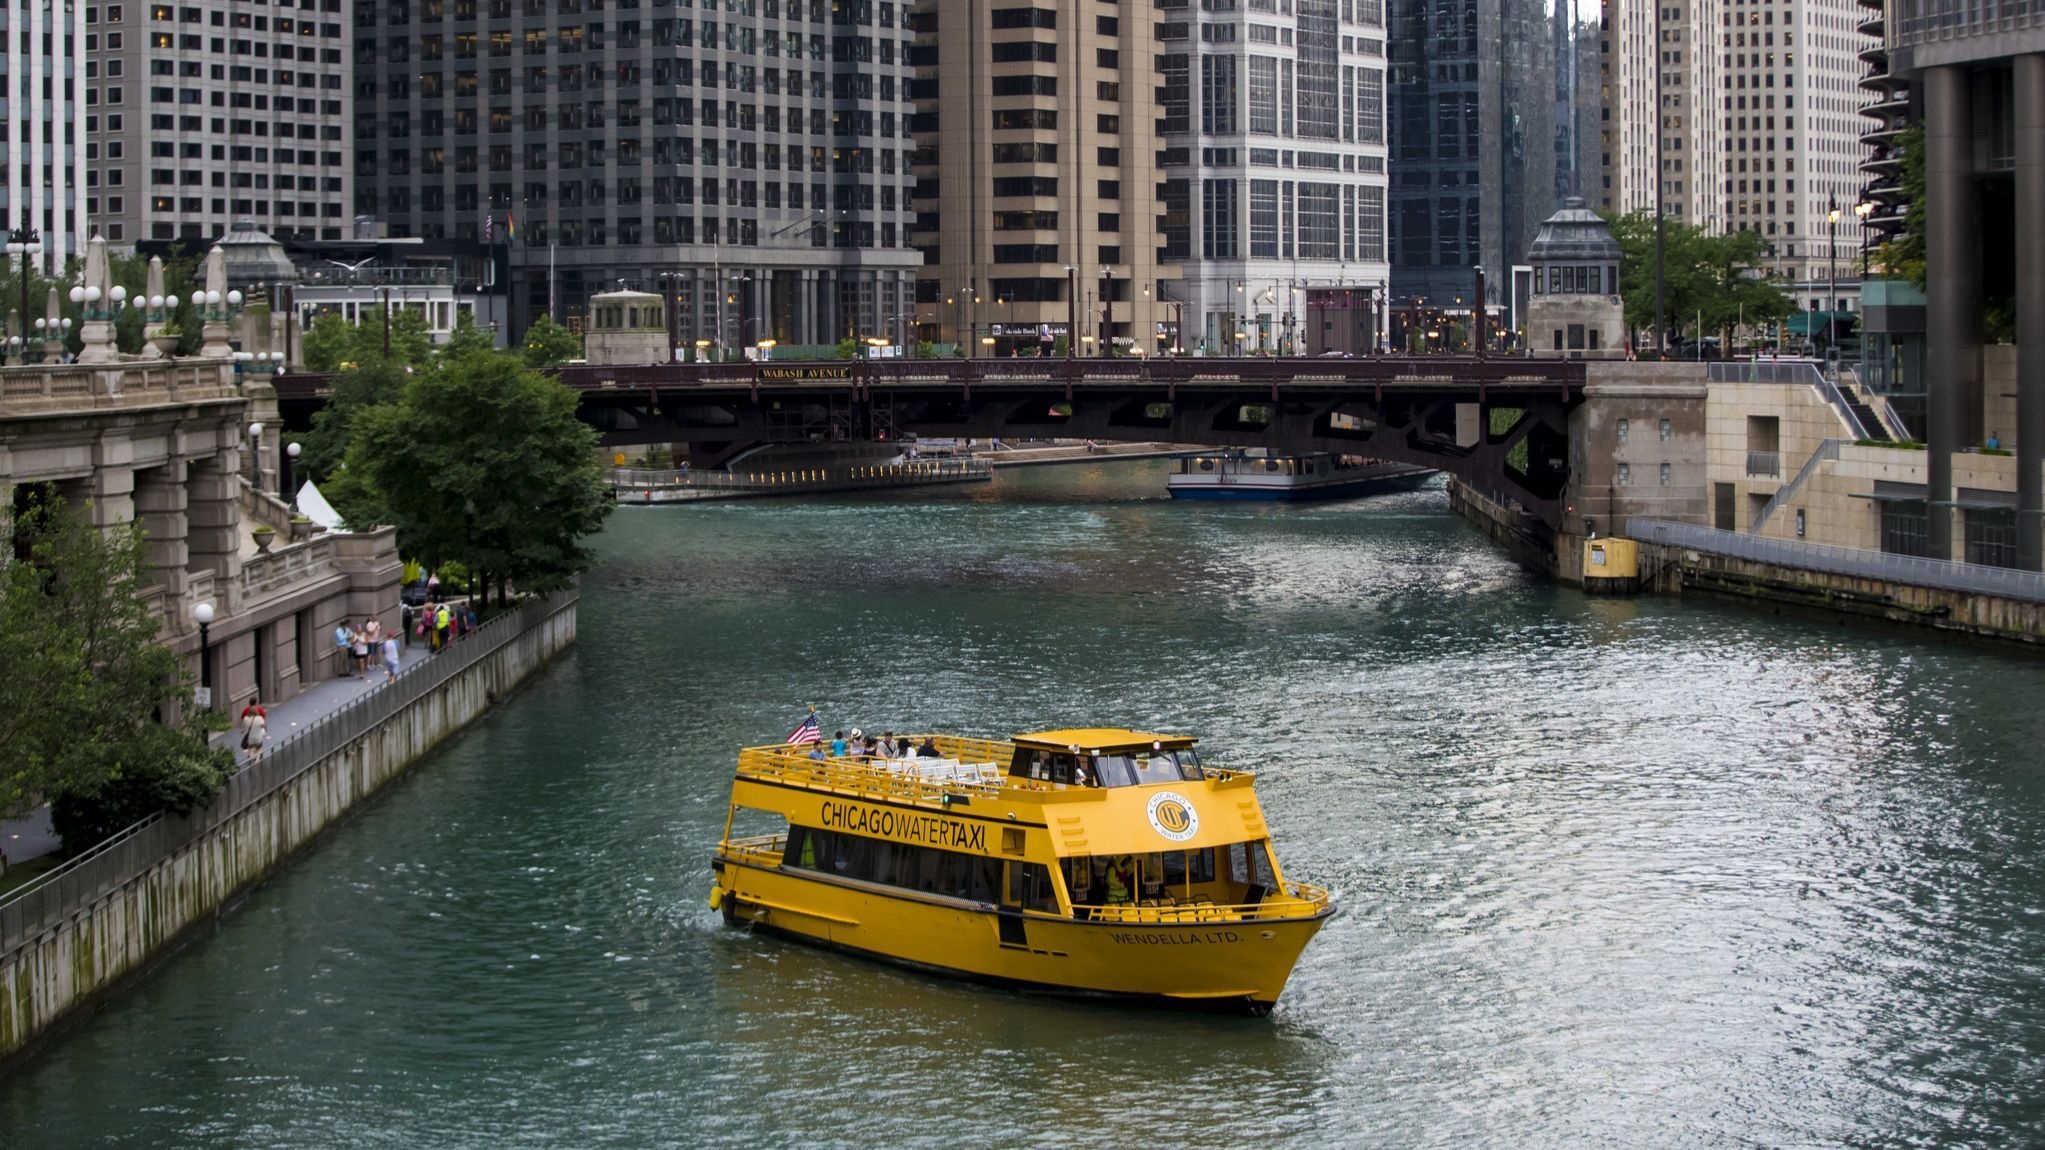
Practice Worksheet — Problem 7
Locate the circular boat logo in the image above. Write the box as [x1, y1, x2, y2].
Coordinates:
[1147, 792, 1199, 842]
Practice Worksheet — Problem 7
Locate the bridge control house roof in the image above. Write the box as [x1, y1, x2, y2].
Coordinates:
[1525, 198, 1623, 268]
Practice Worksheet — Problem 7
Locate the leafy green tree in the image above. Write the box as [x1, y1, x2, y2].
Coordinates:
[440, 309, 497, 361]
[48, 722, 234, 849]
[105, 248, 207, 357]
[300, 312, 371, 372]
[347, 351, 612, 601]
[0, 495, 229, 840]
[301, 306, 434, 371]
[520, 314, 583, 367]
[1606, 211, 1794, 349]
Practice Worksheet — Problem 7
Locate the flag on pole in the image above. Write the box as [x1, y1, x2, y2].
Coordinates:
[483, 212, 494, 244]
[505, 208, 518, 242]
[785, 711, 821, 745]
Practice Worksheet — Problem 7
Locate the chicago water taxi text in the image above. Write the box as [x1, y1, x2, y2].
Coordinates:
[818, 799, 988, 853]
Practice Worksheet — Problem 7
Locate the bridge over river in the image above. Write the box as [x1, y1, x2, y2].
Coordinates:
[275, 355, 1587, 525]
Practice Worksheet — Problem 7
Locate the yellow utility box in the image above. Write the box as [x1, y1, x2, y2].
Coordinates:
[1582, 536, 1641, 595]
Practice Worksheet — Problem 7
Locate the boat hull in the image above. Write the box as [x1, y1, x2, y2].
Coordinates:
[1167, 464, 1436, 502]
[712, 858, 1330, 1014]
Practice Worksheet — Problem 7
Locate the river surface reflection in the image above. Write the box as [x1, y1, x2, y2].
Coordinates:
[5, 463, 2044, 1147]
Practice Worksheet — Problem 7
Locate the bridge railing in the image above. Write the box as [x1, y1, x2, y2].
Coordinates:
[1629, 518, 2045, 603]
[609, 459, 991, 497]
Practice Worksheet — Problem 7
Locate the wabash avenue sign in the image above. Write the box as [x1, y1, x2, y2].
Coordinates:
[757, 365, 854, 382]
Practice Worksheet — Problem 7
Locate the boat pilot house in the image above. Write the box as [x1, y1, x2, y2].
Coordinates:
[710, 728, 1334, 1013]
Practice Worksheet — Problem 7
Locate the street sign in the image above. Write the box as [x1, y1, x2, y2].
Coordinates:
[194, 687, 211, 707]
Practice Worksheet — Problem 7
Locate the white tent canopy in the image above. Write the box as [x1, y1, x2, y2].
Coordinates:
[295, 480, 347, 532]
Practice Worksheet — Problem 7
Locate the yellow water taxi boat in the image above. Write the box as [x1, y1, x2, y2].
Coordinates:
[709, 728, 1334, 1014]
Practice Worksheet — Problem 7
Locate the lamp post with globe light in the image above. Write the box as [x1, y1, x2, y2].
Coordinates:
[4, 210, 41, 356]
[193, 601, 216, 709]
[283, 440, 302, 504]
[247, 422, 265, 487]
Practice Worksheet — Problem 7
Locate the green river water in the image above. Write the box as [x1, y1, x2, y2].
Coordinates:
[5, 462, 2044, 1148]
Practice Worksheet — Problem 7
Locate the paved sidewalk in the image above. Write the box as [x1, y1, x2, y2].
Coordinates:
[216, 639, 437, 765]
[1, 635, 445, 869]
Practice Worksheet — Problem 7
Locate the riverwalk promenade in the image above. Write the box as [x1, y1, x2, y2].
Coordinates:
[0, 631, 448, 883]
[0, 591, 579, 1064]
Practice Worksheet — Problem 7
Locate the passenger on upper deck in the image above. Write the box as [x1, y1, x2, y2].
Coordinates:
[879, 732, 900, 758]
[831, 731, 848, 757]
[917, 736, 940, 758]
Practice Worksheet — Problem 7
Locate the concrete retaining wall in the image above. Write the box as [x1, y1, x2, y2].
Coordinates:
[1643, 544, 2045, 647]
[1447, 479, 1587, 585]
[0, 598, 577, 1065]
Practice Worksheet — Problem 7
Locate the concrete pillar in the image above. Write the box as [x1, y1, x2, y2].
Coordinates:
[1925, 65, 1978, 561]
[88, 465, 136, 532]
[2017, 54, 2045, 570]
[133, 462, 191, 603]
[186, 451, 241, 580]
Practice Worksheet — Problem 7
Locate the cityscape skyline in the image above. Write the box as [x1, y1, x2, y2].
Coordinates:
[10, 0, 1894, 343]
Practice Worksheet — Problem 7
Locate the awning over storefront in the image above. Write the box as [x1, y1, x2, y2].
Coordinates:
[1783, 311, 1853, 335]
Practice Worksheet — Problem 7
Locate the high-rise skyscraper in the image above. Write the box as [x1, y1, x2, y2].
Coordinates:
[8, 0, 89, 266]
[84, 0, 353, 249]
[909, 0, 1165, 356]
[1152, 0, 1393, 355]
[1388, 0, 1556, 340]
[356, 0, 918, 346]
[1598, 0, 1657, 215]
[1714, 0, 1870, 289]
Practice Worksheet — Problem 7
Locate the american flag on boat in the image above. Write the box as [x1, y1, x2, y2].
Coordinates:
[785, 712, 821, 745]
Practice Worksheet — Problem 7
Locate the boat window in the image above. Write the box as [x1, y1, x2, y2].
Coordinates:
[1160, 847, 1217, 887]
[1227, 840, 1279, 896]
[784, 825, 1000, 903]
[1090, 748, 1203, 787]
[1008, 749, 1098, 786]
[1066, 849, 1219, 913]
[1007, 861, 1060, 913]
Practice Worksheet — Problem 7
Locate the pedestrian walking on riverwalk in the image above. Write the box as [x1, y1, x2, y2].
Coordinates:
[334, 621, 353, 676]
[434, 602, 452, 651]
[240, 698, 269, 764]
[382, 635, 401, 684]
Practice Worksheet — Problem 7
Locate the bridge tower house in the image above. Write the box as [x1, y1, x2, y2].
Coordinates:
[1526, 198, 1626, 360]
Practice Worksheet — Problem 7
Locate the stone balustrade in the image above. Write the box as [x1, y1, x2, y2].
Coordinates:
[0, 359, 237, 417]
[240, 535, 338, 602]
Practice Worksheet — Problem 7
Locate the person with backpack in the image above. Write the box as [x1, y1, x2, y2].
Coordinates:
[239, 698, 269, 764]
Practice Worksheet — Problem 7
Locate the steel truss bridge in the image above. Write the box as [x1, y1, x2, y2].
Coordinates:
[274, 356, 1588, 525]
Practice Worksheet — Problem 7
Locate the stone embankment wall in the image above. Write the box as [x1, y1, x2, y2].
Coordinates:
[1641, 544, 2045, 647]
[1449, 479, 2043, 646]
[1446, 480, 1586, 585]
[0, 597, 578, 1065]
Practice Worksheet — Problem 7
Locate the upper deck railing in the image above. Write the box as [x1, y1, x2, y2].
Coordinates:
[735, 737, 1018, 808]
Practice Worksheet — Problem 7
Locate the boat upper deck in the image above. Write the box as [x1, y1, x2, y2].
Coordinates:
[733, 733, 1257, 819]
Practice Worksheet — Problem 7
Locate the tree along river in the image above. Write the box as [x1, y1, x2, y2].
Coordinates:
[5, 463, 2045, 1148]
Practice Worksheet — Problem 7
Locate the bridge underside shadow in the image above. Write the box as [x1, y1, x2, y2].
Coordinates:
[583, 383, 1577, 526]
